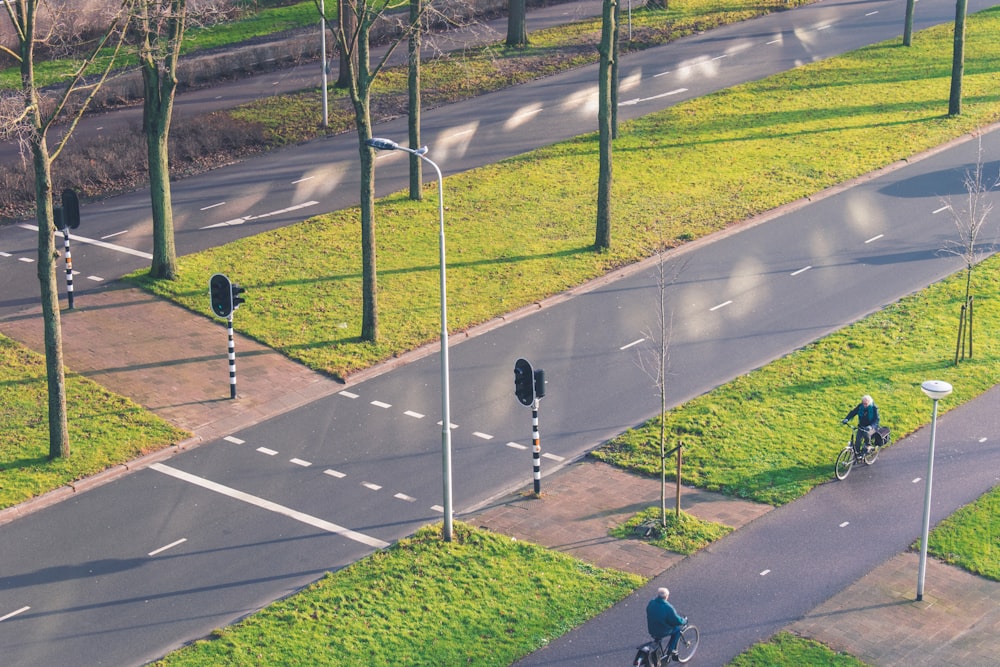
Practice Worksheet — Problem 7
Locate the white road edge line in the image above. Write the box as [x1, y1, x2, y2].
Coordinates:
[933, 205, 951, 214]
[18, 224, 153, 259]
[710, 300, 733, 312]
[0, 606, 31, 622]
[620, 338, 645, 350]
[151, 463, 389, 548]
[149, 538, 187, 557]
[865, 234, 884, 244]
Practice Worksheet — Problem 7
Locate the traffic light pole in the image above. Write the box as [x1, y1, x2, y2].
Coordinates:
[61, 229, 74, 310]
[227, 314, 237, 399]
[532, 398, 541, 495]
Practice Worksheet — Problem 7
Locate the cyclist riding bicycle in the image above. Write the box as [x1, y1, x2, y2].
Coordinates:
[646, 587, 687, 660]
[842, 394, 880, 456]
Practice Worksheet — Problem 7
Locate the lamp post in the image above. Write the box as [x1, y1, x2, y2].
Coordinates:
[365, 137, 453, 542]
[916, 379, 952, 601]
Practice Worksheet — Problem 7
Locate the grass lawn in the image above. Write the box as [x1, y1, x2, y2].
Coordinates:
[611, 507, 732, 554]
[923, 483, 1000, 581]
[0, 334, 190, 510]
[151, 523, 644, 667]
[728, 632, 871, 666]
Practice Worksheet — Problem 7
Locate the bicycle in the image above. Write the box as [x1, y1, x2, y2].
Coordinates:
[835, 423, 891, 480]
[632, 624, 700, 666]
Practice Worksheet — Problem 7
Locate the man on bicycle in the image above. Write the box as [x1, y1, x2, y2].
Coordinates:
[646, 587, 686, 659]
[843, 394, 880, 456]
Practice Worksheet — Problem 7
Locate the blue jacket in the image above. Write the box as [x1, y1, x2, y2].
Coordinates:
[846, 402, 879, 429]
[646, 597, 685, 640]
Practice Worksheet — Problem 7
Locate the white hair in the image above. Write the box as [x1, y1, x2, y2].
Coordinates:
[657, 587, 670, 599]
[862, 395, 873, 404]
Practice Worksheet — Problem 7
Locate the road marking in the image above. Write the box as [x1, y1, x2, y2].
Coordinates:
[86, 275, 104, 282]
[438, 421, 458, 429]
[257, 447, 278, 456]
[394, 493, 416, 502]
[619, 88, 688, 106]
[339, 390, 359, 399]
[371, 400, 391, 409]
[291, 176, 314, 184]
[224, 435, 245, 445]
[404, 410, 424, 419]
[543, 452, 565, 462]
[148, 538, 187, 556]
[840, 521, 850, 528]
[979, 437, 988, 443]
[0, 251, 10, 257]
[200, 200, 319, 229]
[200, 202, 226, 211]
[933, 205, 951, 214]
[710, 300, 733, 312]
[790, 266, 812, 276]
[620, 338, 645, 350]
[19, 257, 34, 263]
[431, 504, 444, 513]
[711, 54, 728, 61]
[362, 482, 381, 491]
[18, 224, 153, 259]
[324, 469, 346, 478]
[766, 38, 781, 45]
[100, 230, 128, 239]
[151, 463, 389, 548]
[817, 24, 832, 31]
[0, 606, 30, 623]
[506, 442, 527, 450]
[760, 569, 771, 576]
[913, 477, 922, 483]
[290, 458, 311, 467]
[473, 432, 493, 440]
[865, 234, 884, 244]
[865, 10, 879, 16]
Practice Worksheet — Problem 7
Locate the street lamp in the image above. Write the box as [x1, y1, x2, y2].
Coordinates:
[365, 137, 453, 542]
[916, 379, 952, 601]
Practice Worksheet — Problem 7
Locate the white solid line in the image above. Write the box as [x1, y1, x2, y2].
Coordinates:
[199, 202, 226, 211]
[362, 482, 382, 491]
[100, 230, 128, 240]
[840, 521, 850, 528]
[151, 463, 389, 548]
[224, 436, 245, 445]
[760, 569, 771, 576]
[148, 538, 187, 556]
[710, 300, 733, 312]
[19, 224, 153, 259]
[542, 452, 565, 462]
[404, 410, 425, 419]
[790, 266, 812, 276]
[200, 200, 319, 229]
[290, 458, 312, 467]
[324, 469, 346, 478]
[473, 432, 493, 440]
[256, 447, 278, 456]
[291, 176, 315, 184]
[371, 400, 391, 409]
[620, 338, 645, 350]
[766, 38, 781, 45]
[933, 205, 951, 214]
[711, 54, 728, 61]
[506, 442, 528, 450]
[339, 390, 359, 399]
[652, 70, 672, 78]
[394, 493, 416, 502]
[865, 234, 884, 244]
[0, 606, 31, 622]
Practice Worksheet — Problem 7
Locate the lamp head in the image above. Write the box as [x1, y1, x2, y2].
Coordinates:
[366, 137, 400, 151]
[921, 380, 953, 401]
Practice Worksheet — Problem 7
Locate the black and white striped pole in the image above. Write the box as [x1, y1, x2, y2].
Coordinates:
[515, 359, 546, 495]
[53, 189, 80, 309]
[210, 273, 246, 399]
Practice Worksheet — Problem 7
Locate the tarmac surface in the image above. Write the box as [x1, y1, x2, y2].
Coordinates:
[2, 279, 998, 666]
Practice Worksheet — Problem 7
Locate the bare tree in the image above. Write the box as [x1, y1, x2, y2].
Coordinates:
[942, 135, 998, 363]
[2, 0, 131, 458]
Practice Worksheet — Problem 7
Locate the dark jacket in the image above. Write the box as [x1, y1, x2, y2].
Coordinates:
[646, 597, 685, 640]
[845, 401, 880, 429]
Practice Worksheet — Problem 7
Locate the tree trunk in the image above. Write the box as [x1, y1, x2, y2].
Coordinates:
[336, 0, 358, 89]
[611, 0, 620, 139]
[948, 0, 967, 116]
[506, 0, 528, 47]
[408, 0, 423, 200]
[902, 0, 916, 45]
[595, 0, 616, 250]
[143, 60, 179, 280]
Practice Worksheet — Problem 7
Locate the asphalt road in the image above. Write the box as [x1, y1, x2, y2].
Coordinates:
[2, 1, 1000, 665]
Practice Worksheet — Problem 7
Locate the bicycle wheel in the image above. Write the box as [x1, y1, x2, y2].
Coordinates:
[674, 625, 700, 663]
[863, 445, 880, 465]
[835, 447, 854, 480]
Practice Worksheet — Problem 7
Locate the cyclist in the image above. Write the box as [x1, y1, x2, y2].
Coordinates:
[842, 394, 880, 456]
[646, 587, 687, 660]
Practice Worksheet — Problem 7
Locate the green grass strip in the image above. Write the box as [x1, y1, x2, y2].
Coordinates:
[925, 484, 1000, 581]
[151, 522, 643, 666]
[729, 631, 872, 666]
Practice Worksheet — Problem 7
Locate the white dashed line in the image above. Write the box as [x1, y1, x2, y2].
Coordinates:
[473, 432, 493, 440]
[790, 266, 811, 276]
[290, 458, 312, 467]
[543, 453, 565, 462]
[840, 521, 850, 528]
[506, 442, 528, 450]
[257, 447, 278, 456]
[439, 421, 458, 430]
[362, 482, 382, 491]
[148, 538, 187, 557]
[339, 390, 359, 399]
[151, 463, 389, 549]
[200, 201, 319, 229]
[913, 477, 922, 483]
[710, 300, 733, 312]
[817, 24, 832, 30]
[979, 437, 988, 443]
[865, 234, 884, 244]
[431, 504, 444, 513]
[18, 257, 33, 263]
[291, 176, 315, 184]
[371, 400, 391, 409]
[224, 436, 245, 445]
[394, 493, 416, 502]
[760, 569, 771, 576]
[711, 54, 728, 61]
[0, 251, 10, 257]
[404, 410, 425, 419]
[620, 338, 645, 350]
[766, 38, 781, 45]
[324, 469, 346, 478]
[86, 275, 104, 282]
[0, 606, 31, 623]
[865, 10, 879, 16]
[100, 230, 127, 240]
[200, 202, 226, 211]
[933, 205, 951, 214]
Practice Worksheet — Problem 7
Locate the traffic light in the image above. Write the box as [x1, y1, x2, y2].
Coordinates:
[210, 273, 233, 317]
[533, 369, 545, 399]
[231, 283, 246, 311]
[53, 188, 80, 231]
[514, 358, 534, 406]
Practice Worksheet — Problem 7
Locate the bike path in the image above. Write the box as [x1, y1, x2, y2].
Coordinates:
[507, 386, 1000, 666]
